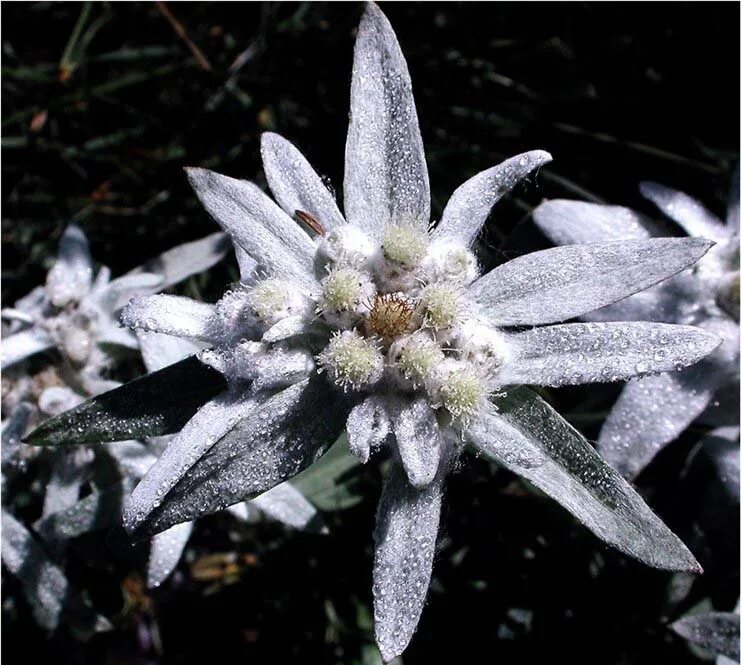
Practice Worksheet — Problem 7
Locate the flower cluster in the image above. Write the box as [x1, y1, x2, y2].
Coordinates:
[15, 3, 737, 661]
[97, 4, 726, 661]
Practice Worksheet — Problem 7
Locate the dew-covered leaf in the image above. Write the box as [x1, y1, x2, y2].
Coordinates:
[434, 151, 552, 246]
[25, 356, 226, 445]
[597, 360, 725, 479]
[500, 322, 719, 388]
[127, 232, 231, 291]
[468, 387, 701, 571]
[34, 481, 133, 546]
[373, 460, 444, 663]
[344, 2, 430, 236]
[124, 390, 260, 535]
[261, 132, 346, 231]
[533, 199, 660, 245]
[469, 238, 713, 326]
[641, 182, 728, 242]
[121, 294, 217, 341]
[186, 167, 318, 290]
[346, 395, 391, 463]
[390, 396, 441, 488]
[1, 327, 54, 369]
[127, 377, 351, 538]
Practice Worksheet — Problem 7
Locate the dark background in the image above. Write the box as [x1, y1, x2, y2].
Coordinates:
[2, 3, 739, 664]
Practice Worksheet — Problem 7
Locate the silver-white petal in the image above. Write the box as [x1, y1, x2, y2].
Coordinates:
[261, 132, 345, 231]
[45, 224, 94, 307]
[469, 238, 713, 326]
[499, 322, 720, 388]
[344, 2, 430, 236]
[124, 391, 259, 534]
[186, 167, 318, 290]
[435, 150, 552, 246]
[121, 294, 217, 341]
[390, 396, 441, 488]
[127, 232, 231, 291]
[346, 395, 391, 463]
[1, 327, 54, 368]
[147, 521, 194, 588]
[533, 199, 660, 244]
[596, 361, 724, 479]
[373, 460, 443, 663]
[469, 387, 701, 572]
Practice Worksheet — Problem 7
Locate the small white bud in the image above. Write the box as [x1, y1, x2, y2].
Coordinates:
[388, 332, 445, 389]
[317, 225, 378, 270]
[416, 283, 462, 331]
[317, 329, 384, 391]
[456, 320, 510, 373]
[249, 278, 312, 327]
[433, 359, 488, 425]
[421, 239, 479, 285]
[320, 267, 375, 328]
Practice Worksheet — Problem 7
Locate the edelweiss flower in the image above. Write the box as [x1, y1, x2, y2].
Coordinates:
[1, 223, 230, 396]
[533, 177, 740, 479]
[36, 4, 721, 660]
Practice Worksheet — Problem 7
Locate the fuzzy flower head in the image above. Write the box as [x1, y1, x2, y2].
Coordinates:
[114, 4, 722, 663]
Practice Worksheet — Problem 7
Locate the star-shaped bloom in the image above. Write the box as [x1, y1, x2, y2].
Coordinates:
[533, 176, 739, 479]
[36, 4, 718, 660]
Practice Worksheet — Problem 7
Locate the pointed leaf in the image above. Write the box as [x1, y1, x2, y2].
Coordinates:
[468, 387, 701, 571]
[147, 521, 194, 588]
[672, 612, 740, 660]
[1, 327, 54, 368]
[186, 167, 318, 289]
[533, 199, 660, 244]
[25, 356, 226, 445]
[435, 151, 552, 246]
[373, 461, 443, 662]
[641, 181, 728, 241]
[344, 2, 429, 236]
[128, 377, 351, 539]
[597, 360, 725, 479]
[500, 322, 720, 388]
[1, 510, 111, 632]
[469, 238, 713, 326]
[261, 132, 345, 231]
[128, 232, 231, 291]
[124, 390, 260, 535]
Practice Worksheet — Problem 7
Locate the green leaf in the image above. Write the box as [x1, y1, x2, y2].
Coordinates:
[292, 433, 363, 511]
[25, 356, 226, 446]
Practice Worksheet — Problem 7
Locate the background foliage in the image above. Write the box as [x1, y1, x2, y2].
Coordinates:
[2, 2, 739, 663]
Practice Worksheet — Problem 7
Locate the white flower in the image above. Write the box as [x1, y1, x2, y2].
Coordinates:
[96, 4, 722, 661]
[534, 176, 740, 479]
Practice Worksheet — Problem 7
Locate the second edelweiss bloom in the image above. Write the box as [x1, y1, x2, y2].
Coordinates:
[113, 3, 721, 662]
